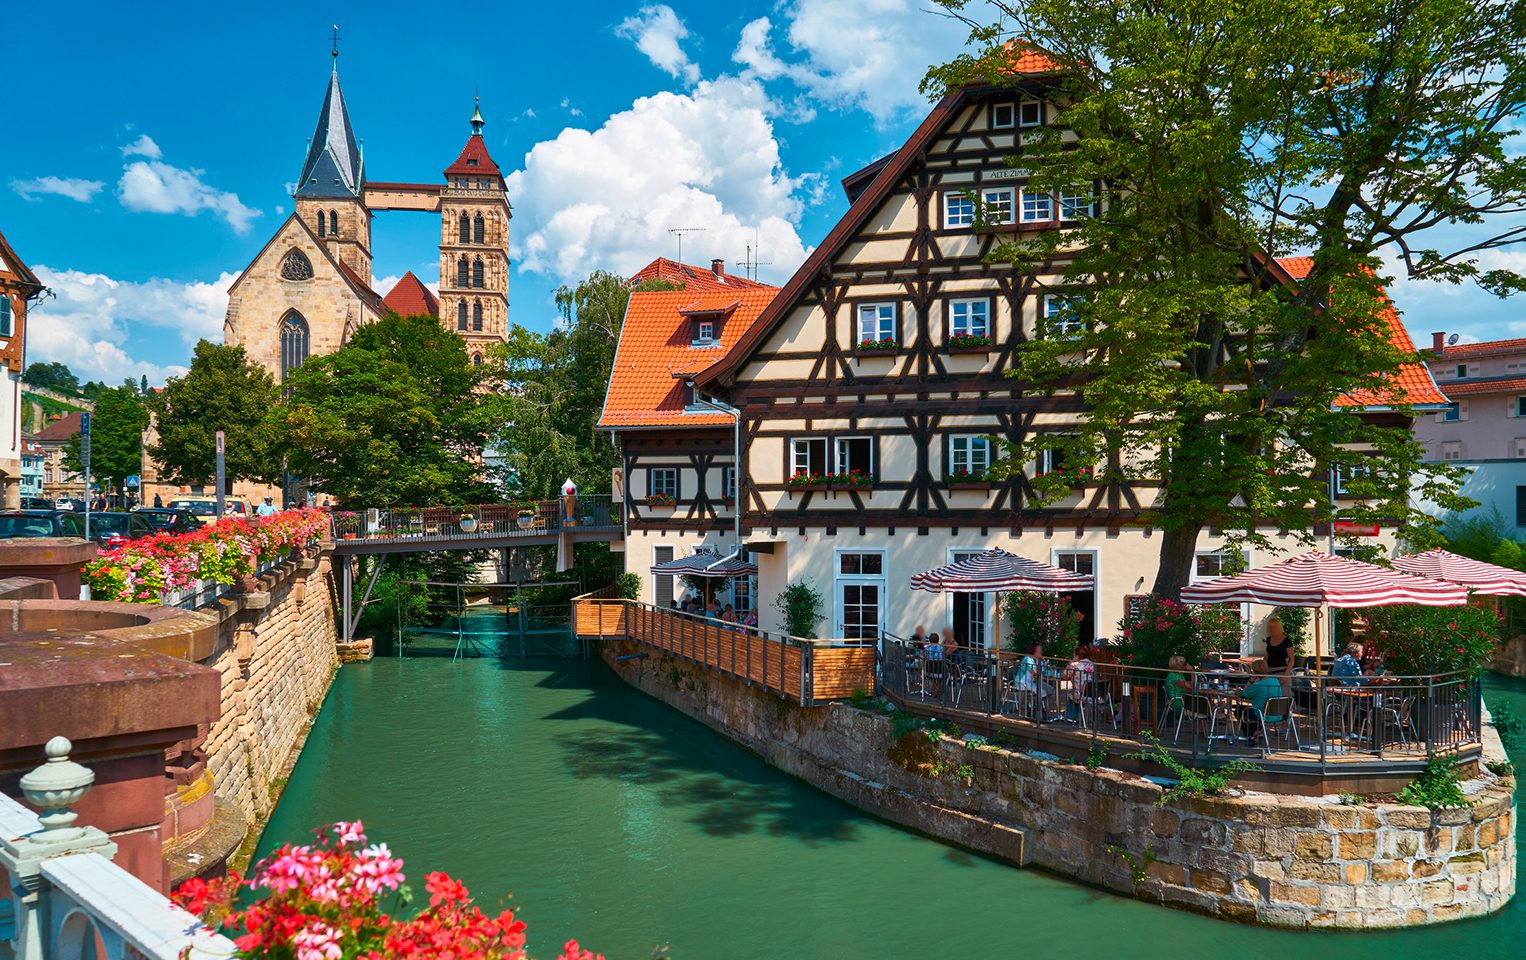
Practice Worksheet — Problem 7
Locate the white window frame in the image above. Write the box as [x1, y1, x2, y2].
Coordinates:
[948, 435, 993, 476]
[948, 299, 990, 338]
[856, 303, 897, 344]
[791, 437, 827, 478]
[944, 192, 976, 229]
[1041, 294, 1087, 338]
[834, 548, 887, 640]
[696, 320, 715, 343]
[649, 467, 678, 500]
[1515, 438, 1526, 460]
[653, 544, 676, 607]
[1192, 549, 1251, 652]
[1038, 447, 1065, 476]
[1018, 100, 1044, 127]
[1019, 187, 1053, 223]
[991, 102, 1016, 129]
[730, 572, 755, 614]
[834, 436, 874, 476]
[1441, 441, 1463, 461]
[1333, 464, 1370, 496]
[1050, 548, 1098, 643]
[1058, 186, 1098, 220]
[722, 465, 737, 499]
[980, 187, 1015, 225]
[1441, 401, 1464, 422]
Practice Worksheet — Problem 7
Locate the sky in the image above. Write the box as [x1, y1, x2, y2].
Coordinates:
[2, 0, 1522, 385]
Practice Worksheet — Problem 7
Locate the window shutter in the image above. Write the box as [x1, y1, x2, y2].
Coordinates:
[0, 297, 11, 338]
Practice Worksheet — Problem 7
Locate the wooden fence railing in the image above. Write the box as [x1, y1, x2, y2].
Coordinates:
[571, 595, 875, 706]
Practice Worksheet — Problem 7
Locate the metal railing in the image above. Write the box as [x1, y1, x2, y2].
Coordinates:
[880, 640, 1483, 772]
[163, 554, 283, 610]
[330, 496, 618, 544]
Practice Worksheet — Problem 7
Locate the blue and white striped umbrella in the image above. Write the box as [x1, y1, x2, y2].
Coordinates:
[910, 549, 1093, 593]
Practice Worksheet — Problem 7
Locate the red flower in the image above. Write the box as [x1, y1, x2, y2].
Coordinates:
[425, 871, 470, 907]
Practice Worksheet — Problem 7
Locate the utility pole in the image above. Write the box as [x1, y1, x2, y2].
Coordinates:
[215, 431, 226, 520]
[80, 412, 91, 538]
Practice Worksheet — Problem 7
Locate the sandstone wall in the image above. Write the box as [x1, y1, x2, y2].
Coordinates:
[602, 638, 1517, 929]
[1493, 633, 1526, 677]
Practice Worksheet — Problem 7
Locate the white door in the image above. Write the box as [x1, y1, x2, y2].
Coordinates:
[835, 551, 885, 639]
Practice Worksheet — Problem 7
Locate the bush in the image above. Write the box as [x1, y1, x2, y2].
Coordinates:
[1491, 700, 1522, 751]
[615, 571, 642, 600]
[773, 580, 825, 638]
[1196, 604, 1243, 652]
[1115, 596, 1205, 671]
[1362, 602, 1500, 676]
[1274, 605, 1312, 655]
[1004, 591, 1081, 656]
[1398, 755, 1468, 810]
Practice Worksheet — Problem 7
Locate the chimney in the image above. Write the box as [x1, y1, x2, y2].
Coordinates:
[711, 258, 726, 280]
[1432, 332, 1446, 355]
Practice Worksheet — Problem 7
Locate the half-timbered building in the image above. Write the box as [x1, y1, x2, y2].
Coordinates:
[603, 55, 1445, 648]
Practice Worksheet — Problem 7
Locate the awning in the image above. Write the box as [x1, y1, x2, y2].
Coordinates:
[1391, 548, 1526, 597]
[1179, 551, 1467, 607]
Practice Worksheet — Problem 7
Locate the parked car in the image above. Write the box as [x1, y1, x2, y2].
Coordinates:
[169, 496, 254, 525]
[132, 507, 201, 534]
[83, 511, 157, 546]
[19, 497, 52, 510]
[54, 496, 76, 511]
[0, 509, 87, 539]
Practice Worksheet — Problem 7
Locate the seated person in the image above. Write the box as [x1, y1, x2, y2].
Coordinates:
[721, 603, 736, 622]
[904, 626, 928, 671]
[924, 632, 947, 695]
[1331, 641, 1367, 686]
[1239, 672, 1284, 740]
[1062, 644, 1096, 722]
[1163, 655, 1192, 713]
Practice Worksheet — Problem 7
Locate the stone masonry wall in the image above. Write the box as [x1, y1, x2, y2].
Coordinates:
[602, 638, 1517, 929]
[1493, 634, 1526, 677]
[202, 553, 340, 825]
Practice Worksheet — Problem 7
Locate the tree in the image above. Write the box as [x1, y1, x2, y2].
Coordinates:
[149, 340, 282, 490]
[926, 0, 1519, 596]
[140, 374, 149, 395]
[63, 387, 149, 492]
[23, 361, 79, 394]
[274, 313, 502, 506]
[79, 381, 109, 401]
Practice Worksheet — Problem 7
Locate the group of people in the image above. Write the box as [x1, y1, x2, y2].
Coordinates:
[676, 590, 757, 626]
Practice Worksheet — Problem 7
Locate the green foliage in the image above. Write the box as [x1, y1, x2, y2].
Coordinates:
[23, 361, 80, 393]
[1004, 591, 1081, 656]
[62, 386, 148, 489]
[1274, 606, 1312, 656]
[276, 314, 501, 506]
[149, 341, 282, 489]
[1128, 733, 1258, 806]
[1442, 506, 1514, 562]
[1196, 604, 1243, 653]
[1490, 538, 1524, 572]
[1398, 755, 1468, 810]
[1362, 603, 1500, 676]
[1116, 597, 1206, 671]
[1106, 843, 1158, 885]
[773, 580, 825, 639]
[1486, 759, 1514, 778]
[1086, 743, 1108, 770]
[615, 571, 642, 600]
[1336, 792, 1366, 806]
[1490, 701, 1522, 751]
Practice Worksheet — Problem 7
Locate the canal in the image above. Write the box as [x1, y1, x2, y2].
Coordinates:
[257, 612, 1523, 959]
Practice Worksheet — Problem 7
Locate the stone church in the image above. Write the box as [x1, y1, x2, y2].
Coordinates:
[224, 54, 511, 381]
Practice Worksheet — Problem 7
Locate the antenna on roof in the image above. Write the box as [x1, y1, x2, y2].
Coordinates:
[738, 237, 772, 282]
[1447, 333, 1460, 346]
[668, 226, 705, 264]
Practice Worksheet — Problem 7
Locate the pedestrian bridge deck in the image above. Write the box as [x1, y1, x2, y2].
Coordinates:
[327, 497, 622, 556]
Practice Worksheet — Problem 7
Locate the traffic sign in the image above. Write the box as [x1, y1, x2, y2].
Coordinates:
[125, 475, 140, 488]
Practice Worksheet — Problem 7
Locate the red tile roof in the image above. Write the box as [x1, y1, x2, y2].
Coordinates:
[444, 134, 502, 179]
[35, 411, 82, 443]
[335, 260, 385, 314]
[630, 257, 773, 293]
[1274, 257, 1448, 408]
[1436, 337, 1526, 360]
[600, 287, 778, 429]
[382, 272, 440, 317]
[1435, 376, 1526, 398]
[993, 40, 1067, 76]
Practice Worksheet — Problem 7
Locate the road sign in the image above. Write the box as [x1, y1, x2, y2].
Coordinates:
[1332, 521, 1380, 537]
[125, 475, 140, 488]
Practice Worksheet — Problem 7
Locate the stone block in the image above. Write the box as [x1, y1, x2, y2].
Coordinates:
[1411, 857, 1445, 879]
[1146, 861, 1187, 886]
[1337, 831, 1376, 860]
[1478, 817, 1499, 848]
[1252, 858, 1287, 881]
[1384, 808, 1432, 830]
[1422, 879, 1455, 904]
[1290, 860, 1341, 883]
[1453, 825, 1477, 852]
[1322, 884, 1356, 909]
[1449, 851, 1486, 875]
[1343, 863, 1367, 884]
[1293, 833, 1333, 861]
[1382, 830, 1419, 859]
[1218, 901, 1258, 923]
[1431, 902, 1465, 921]
[1148, 809, 1180, 837]
[1262, 828, 1296, 857]
[1276, 806, 1322, 828]
[1354, 884, 1392, 909]
[1233, 878, 1261, 902]
[1191, 867, 1231, 895]
[1269, 881, 1322, 907]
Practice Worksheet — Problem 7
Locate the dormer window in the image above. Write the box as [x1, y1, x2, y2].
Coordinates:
[991, 103, 1016, 129]
[467, 158, 479, 167]
[696, 321, 715, 343]
[1018, 100, 1044, 127]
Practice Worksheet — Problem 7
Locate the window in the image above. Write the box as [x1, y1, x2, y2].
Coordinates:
[1037, 441, 1075, 477]
[949, 436, 992, 476]
[731, 572, 754, 613]
[696, 320, 715, 343]
[1441, 401, 1465, 422]
[856, 303, 896, 344]
[472, 353, 483, 366]
[1334, 464, 1370, 496]
[1058, 186, 1098, 219]
[0, 296, 12, 338]
[791, 437, 827, 478]
[981, 187, 1015, 224]
[473, 215, 485, 244]
[457, 301, 468, 331]
[472, 300, 484, 331]
[1517, 486, 1526, 528]
[723, 466, 736, 500]
[278, 311, 310, 382]
[472, 258, 485, 288]
[457, 256, 470, 287]
[944, 192, 976, 228]
[653, 545, 675, 606]
[835, 437, 873, 477]
[1456, 364, 1468, 378]
[1020, 188, 1053, 223]
[1041, 294, 1087, 338]
[649, 468, 678, 499]
[1515, 396, 1526, 418]
[1193, 550, 1246, 580]
[836, 552, 884, 639]
[459, 213, 470, 242]
[279, 249, 314, 282]
[316, 213, 327, 237]
[1053, 550, 1096, 642]
[991, 103, 1016, 128]
[1018, 100, 1044, 127]
[949, 549, 990, 648]
[328, 210, 339, 236]
[949, 299, 990, 338]
[1515, 438, 1526, 459]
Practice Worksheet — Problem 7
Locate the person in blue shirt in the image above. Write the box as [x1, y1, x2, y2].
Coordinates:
[256, 496, 277, 518]
[1239, 673, 1284, 742]
[924, 632, 947, 696]
[1331, 642, 1367, 687]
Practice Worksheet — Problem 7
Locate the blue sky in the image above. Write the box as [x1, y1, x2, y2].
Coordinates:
[2, 0, 1521, 383]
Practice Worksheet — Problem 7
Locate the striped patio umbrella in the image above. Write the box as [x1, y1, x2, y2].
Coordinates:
[651, 551, 758, 578]
[1391, 548, 1526, 597]
[1179, 550, 1467, 608]
[910, 548, 1093, 593]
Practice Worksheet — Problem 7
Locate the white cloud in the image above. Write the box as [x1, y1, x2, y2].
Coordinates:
[617, 4, 701, 85]
[122, 134, 162, 160]
[1380, 246, 1526, 346]
[507, 76, 814, 285]
[26, 265, 237, 384]
[733, 0, 968, 122]
[560, 97, 584, 117]
[10, 176, 106, 203]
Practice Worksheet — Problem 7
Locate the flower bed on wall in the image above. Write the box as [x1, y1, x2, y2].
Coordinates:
[82, 508, 331, 603]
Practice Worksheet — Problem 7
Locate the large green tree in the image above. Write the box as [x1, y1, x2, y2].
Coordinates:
[63, 387, 149, 492]
[148, 340, 282, 490]
[23, 361, 79, 394]
[274, 313, 502, 506]
[927, 0, 1521, 596]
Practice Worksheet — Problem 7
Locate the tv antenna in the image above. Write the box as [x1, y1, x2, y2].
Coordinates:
[737, 239, 772, 282]
[668, 227, 705, 264]
[1447, 333, 1460, 346]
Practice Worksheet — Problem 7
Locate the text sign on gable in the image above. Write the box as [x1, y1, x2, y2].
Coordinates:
[985, 168, 1025, 180]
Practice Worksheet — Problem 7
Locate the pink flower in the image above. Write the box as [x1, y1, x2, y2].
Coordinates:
[292, 922, 342, 960]
[334, 820, 366, 845]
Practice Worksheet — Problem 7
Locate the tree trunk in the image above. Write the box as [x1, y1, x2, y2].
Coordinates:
[1151, 523, 1203, 600]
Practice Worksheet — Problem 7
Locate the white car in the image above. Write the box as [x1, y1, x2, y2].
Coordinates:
[54, 497, 74, 511]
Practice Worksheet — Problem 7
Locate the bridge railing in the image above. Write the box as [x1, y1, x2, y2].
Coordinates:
[330, 496, 617, 543]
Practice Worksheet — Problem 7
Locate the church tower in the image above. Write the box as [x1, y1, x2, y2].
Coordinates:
[438, 100, 510, 357]
[292, 55, 372, 283]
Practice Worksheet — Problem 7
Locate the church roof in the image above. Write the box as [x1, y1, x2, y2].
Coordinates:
[295, 67, 364, 198]
[35, 411, 83, 444]
[443, 134, 502, 180]
[382, 272, 440, 317]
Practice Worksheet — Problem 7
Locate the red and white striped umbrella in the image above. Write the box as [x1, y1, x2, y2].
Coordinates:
[1179, 550, 1467, 608]
[910, 549, 1093, 593]
[1391, 548, 1526, 597]
[651, 551, 758, 578]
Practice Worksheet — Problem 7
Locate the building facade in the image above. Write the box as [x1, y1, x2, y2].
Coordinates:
[602, 60, 1442, 651]
[0, 229, 42, 508]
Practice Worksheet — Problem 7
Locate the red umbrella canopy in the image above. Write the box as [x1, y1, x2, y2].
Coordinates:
[1179, 551, 1468, 608]
[910, 548, 1094, 593]
[1390, 548, 1526, 597]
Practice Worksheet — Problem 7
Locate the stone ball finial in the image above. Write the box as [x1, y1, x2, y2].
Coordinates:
[19, 736, 95, 837]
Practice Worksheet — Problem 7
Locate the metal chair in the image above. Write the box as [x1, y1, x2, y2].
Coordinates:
[1080, 677, 1117, 730]
[1255, 696, 1300, 754]
[1173, 693, 1215, 743]
[1361, 694, 1418, 749]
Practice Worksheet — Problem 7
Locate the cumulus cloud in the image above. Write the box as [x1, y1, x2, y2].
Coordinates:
[617, 4, 701, 85]
[10, 176, 106, 203]
[1379, 245, 1526, 345]
[116, 138, 259, 234]
[733, 0, 968, 122]
[26, 266, 237, 384]
[507, 76, 814, 285]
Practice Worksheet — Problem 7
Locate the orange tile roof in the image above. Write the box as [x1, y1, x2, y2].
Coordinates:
[629, 257, 773, 293]
[600, 287, 778, 429]
[1436, 336, 1526, 360]
[1436, 376, 1526, 398]
[1274, 257, 1449, 409]
[993, 39, 1067, 76]
[382, 271, 440, 317]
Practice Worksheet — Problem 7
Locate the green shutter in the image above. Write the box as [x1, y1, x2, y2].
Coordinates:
[0, 296, 11, 337]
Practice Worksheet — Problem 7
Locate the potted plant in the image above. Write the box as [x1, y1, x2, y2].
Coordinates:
[945, 468, 992, 491]
[508, 500, 536, 528]
[458, 510, 479, 533]
[828, 469, 874, 492]
[856, 337, 899, 356]
[787, 472, 829, 493]
[645, 493, 676, 507]
[947, 332, 993, 353]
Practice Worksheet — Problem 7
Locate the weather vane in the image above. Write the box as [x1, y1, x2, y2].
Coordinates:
[330, 24, 342, 61]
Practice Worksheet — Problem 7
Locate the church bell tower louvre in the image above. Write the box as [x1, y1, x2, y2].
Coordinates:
[437, 98, 512, 359]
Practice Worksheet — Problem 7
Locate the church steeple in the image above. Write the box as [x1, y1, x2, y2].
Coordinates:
[470, 97, 485, 135]
[294, 62, 364, 198]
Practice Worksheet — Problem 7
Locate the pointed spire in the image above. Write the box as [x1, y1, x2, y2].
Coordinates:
[470, 96, 485, 135]
[294, 46, 364, 199]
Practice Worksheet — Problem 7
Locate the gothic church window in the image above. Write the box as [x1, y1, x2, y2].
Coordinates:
[328, 210, 339, 236]
[473, 215, 485, 244]
[316, 214, 326, 238]
[280, 249, 314, 282]
[457, 301, 468, 331]
[459, 213, 470, 243]
[457, 257, 469, 287]
[472, 258, 485, 288]
[279, 311, 310, 381]
[472, 353, 483, 366]
[472, 300, 484, 331]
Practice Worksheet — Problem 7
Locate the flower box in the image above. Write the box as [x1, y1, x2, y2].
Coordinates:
[947, 345, 994, 355]
[788, 484, 829, 493]
[946, 334, 993, 353]
[644, 496, 676, 507]
[855, 338, 899, 356]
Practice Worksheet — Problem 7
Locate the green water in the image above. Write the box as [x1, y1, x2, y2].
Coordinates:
[258, 615, 1523, 959]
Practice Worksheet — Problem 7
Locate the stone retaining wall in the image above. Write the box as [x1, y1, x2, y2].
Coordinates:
[601, 638, 1517, 929]
[1494, 634, 1526, 677]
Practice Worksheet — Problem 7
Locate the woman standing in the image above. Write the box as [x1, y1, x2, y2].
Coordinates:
[1264, 616, 1294, 696]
